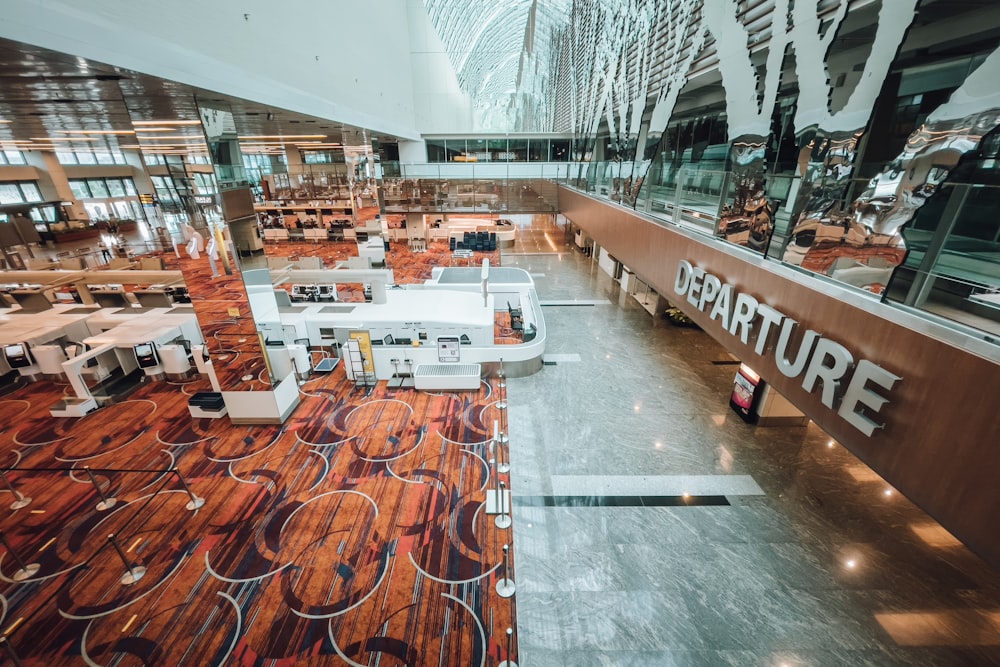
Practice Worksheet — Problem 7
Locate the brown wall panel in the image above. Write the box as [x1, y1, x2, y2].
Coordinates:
[560, 186, 1000, 567]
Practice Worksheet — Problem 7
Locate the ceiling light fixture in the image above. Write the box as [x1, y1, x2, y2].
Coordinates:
[30, 137, 99, 142]
[237, 134, 327, 140]
[56, 130, 136, 135]
[132, 120, 203, 126]
[135, 135, 207, 141]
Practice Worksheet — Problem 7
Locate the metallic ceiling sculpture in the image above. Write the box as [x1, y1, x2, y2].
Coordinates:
[423, 0, 1000, 294]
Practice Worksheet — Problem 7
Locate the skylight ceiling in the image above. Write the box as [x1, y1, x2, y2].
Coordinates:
[425, 0, 570, 130]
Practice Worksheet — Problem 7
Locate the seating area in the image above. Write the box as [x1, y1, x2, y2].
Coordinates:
[449, 230, 497, 252]
[508, 301, 524, 332]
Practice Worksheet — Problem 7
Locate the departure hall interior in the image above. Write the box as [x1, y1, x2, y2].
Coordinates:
[1, 1, 1000, 665]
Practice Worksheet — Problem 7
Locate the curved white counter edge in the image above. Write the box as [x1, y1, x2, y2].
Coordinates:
[365, 288, 545, 379]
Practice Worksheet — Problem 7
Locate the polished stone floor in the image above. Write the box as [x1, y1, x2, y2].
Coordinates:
[501, 215, 1000, 666]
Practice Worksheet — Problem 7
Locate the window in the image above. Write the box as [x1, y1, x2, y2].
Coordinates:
[69, 180, 91, 199]
[67, 177, 139, 200]
[56, 150, 127, 165]
[87, 179, 110, 198]
[106, 179, 127, 197]
[0, 181, 43, 204]
[193, 172, 217, 195]
[303, 152, 339, 164]
[445, 139, 466, 160]
[550, 139, 570, 161]
[526, 139, 545, 162]
[426, 139, 447, 162]
[0, 150, 26, 165]
[20, 182, 42, 202]
[0, 183, 23, 204]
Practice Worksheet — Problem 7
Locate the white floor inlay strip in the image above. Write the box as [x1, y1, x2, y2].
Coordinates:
[542, 354, 582, 363]
[538, 299, 612, 306]
[549, 474, 765, 497]
[530, 273, 547, 277]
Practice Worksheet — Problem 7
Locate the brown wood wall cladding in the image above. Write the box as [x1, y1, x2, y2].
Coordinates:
[559, 186, 1000, 567]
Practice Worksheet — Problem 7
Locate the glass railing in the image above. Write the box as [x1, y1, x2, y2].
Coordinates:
[229, 156, 1000, 344]
[379, 162, 571, 214]
[554, 164, 1000, 345]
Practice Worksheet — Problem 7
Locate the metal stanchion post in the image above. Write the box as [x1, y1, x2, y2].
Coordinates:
[497, 429, 510, 474]
[174, 469, 205, 510]
[107, 533, 146, 585]
[486, 457, 500, 516]
[0, 470, 31, 511]
[492, 419, 499, 458]
[0, 530, 40, 582]
[495, 481, 511, 529]
[498, 626, 518, 667]
[498, 358, 506, 389]
[0, 637, 26, 667]
[496, 543, 515, 598]
[85, 467, 117, 511]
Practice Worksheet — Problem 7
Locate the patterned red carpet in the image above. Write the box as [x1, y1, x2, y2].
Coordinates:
[0, 230, 524, 665]
[0, 370, 516, 665]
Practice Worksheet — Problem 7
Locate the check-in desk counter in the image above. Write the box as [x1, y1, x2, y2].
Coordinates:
[83, 310, 202, 379]
[0, 305, 101, 379]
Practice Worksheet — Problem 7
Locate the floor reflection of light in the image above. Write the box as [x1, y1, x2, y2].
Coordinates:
[876, 609, 1000, 645]
[845, 464, 883, 483]
[718, 446, 734, 472]
[654, 441, 663, 449]
[910, 523, 963, 548]
[845, 558, 858, 569]
[633, 404, 640, 412]
[711, 415, 726, 427]
[884, 488, 893, 497]
[827, 440, 835, 448]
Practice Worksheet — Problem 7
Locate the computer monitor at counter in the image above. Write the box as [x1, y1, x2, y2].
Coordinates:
[10, 290, 53, 312]
[91, 290, 133, 309]
[3, 343, 33, 368]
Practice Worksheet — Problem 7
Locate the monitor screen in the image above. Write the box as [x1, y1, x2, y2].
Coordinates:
[133, 342, 158, 368]
[4, 343, 32, 368]
[93, 291, 131, 309]
[135, 290, 173, 308]
[11, 290, 52, 312]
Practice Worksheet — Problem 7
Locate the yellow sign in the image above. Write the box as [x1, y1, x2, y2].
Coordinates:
[228, 307, 241, 317]
[348, 331, 375, 373]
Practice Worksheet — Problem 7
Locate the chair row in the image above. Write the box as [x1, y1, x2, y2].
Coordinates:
[450, 231, 497, 252]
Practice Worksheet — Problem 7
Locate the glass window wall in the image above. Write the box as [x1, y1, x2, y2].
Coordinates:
[0, 150, 26, 165]
[0, 181, 43, 204]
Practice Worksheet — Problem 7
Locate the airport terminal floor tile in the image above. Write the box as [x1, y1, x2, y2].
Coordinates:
[501, 215, 1000, 667]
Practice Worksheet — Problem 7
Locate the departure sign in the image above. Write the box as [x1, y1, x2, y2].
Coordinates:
[674, 259, 901, 437]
